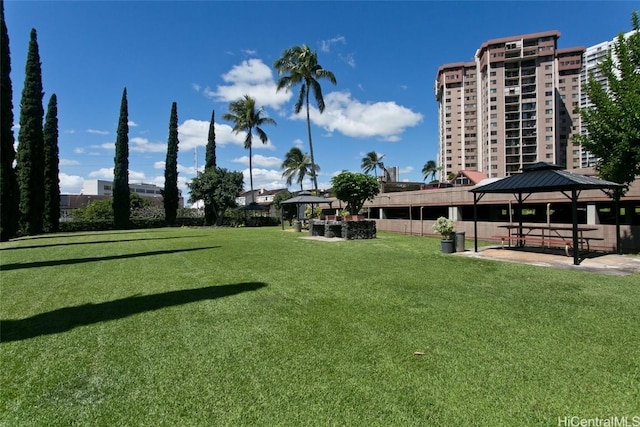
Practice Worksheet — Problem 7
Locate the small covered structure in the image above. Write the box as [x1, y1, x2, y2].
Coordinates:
[279, 191, 333, 228]
[470, 163, 624, 265]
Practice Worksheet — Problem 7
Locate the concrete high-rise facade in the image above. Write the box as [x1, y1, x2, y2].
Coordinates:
[578, 30, 636, 168]
[435, 31, 584, 178]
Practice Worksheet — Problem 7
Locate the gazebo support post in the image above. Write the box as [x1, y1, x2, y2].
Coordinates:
[473, 194, 478, 252]
[572, 189, 580, 265]
[615, 195, 621, 254]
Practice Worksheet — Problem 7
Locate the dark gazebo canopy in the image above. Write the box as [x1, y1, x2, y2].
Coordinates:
[279, 191, 333, 206]
[470, 162, 624, 265]
[279, 191, 334, 228]
[470, 162, 622, 194]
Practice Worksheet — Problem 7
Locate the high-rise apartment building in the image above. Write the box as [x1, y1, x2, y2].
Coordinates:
[578, 30, 636, 168]
[435, 31, 584, 178]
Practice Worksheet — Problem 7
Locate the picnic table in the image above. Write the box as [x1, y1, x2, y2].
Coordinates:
[494, 224, 602, 256]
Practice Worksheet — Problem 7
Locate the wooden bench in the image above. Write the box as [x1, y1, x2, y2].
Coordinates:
[491, 234, 608, 256]
[491, 234, 573, 256]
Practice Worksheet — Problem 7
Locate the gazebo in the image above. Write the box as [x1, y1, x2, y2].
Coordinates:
[470, 163, 624, 265]
[279, 191, 333, 229]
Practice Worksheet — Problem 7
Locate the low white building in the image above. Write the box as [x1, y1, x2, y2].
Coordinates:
[81, 179, 182, 207]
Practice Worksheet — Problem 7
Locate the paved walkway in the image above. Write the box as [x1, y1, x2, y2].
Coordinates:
[457, 246, 640, 276]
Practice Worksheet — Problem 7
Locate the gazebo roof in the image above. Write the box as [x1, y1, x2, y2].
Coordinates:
[279, 191, 333, 205]
[470, 163, 623, 194]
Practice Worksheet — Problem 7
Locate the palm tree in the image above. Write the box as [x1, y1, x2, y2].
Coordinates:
[281, 147, 318, 191]
[361, 151, 386, 179]
[222, 95, 276, 203]
[422, 160, 438, 182]
[274, 45, 336, 192]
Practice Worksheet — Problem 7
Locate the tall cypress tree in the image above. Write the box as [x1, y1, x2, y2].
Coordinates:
[203, 109, 216, 225]
[113, 88, 130, 229]
[163, 102, 179, 225]
[16, 28, 44, 236]
[0, 0, 20, 241]
[205, 109, 216, 169]
[43, 93, 60, 233]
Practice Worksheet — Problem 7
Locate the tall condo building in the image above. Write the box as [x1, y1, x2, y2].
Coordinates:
[578, 30, 636, 168]
[435, 31, 584, 178]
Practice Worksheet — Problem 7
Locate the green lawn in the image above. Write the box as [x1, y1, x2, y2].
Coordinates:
[1, 227, 638, 426]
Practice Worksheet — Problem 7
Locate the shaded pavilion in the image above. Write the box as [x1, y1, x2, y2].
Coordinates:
[279, 191, 334, 228]
[469, 163, 624, 265]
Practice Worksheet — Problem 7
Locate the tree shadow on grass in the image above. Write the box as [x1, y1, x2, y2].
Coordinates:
[0, 246, 220, 271]
[0, 235, 204, 251]
[7, 229, 174, 242]
[0, 282, 267, 342]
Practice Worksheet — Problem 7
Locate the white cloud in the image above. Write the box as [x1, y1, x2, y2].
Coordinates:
[339, 53, 356, 68]
[128, 120, 138, 127]
[130, 137, 166, 153]
[231, 154, 282, 168]
[178, 119, 274, 151]
[74, 147, 85, 154]
[320, 36, 346, 52]
[87, 167, 145, 182]
[154, 161, 199, 177]
[192, 83, 201, 92]
[293, 138, 305, 149]
[87, 129, 109, 135]
[98, 142, 114, 150]
[208, 59, 291, 110]
[292, 91, 423, 142]
[128, 170, 146, 182]
[88, 168, 114, 179]
[59, 173, 84, 194]
[244, 168, 287, 191]
[399, 166, 414, 174]
[59, 159, 80, 166]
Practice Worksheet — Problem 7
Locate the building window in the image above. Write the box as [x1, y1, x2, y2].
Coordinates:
[545, 126, 553, 131]
[545, 82, 552, 88]
[545, 109, 553, 114]
[545, 136, 553, 141]
[545, 100, 552, 105]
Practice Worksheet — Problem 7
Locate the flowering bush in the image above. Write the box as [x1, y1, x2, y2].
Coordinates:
[432, 216, 455, 240]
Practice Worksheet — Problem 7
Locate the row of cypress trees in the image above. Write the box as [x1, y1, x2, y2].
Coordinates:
[112, 90, 182, 229]
[1, 0, 60, 241]
[1, 0, 183, 239]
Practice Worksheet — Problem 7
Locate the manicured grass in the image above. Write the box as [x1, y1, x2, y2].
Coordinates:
[1, 227, 638, 426]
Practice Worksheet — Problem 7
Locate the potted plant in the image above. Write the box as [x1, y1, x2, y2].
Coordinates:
[338, 209, 350, 221]
[432, 216, 455, 253]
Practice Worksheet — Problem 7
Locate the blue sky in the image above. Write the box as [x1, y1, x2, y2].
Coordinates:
[4, 1, 637, 201]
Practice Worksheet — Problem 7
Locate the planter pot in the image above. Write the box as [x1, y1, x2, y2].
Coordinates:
[292, 221, 302, 232]
[440, 239, 455, 253]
